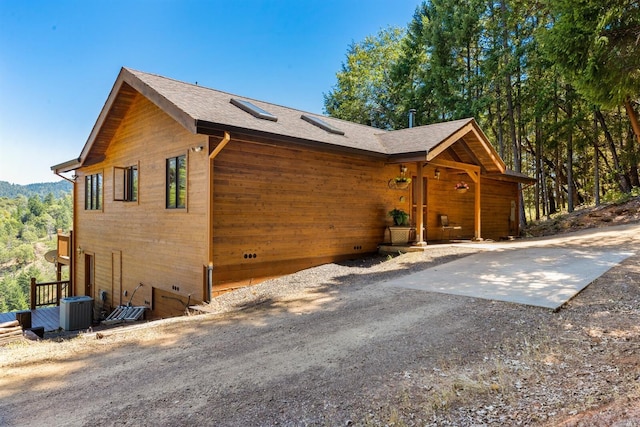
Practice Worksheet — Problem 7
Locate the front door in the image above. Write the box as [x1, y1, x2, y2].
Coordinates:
[84, 253, 94, 297]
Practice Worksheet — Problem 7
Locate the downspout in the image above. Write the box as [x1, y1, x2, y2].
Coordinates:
[206, 131, 231, 302]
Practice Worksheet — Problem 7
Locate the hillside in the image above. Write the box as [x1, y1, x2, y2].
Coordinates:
[525, 195, 640, 237]
[0, 180, 72, 199]
[1, 222, 639, 426]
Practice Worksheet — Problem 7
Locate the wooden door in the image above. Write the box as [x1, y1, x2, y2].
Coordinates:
[111, 251, 122, 308]
[84, 253, 94, 297]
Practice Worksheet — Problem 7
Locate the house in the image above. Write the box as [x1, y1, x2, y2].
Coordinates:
[52, 67, 533, 318]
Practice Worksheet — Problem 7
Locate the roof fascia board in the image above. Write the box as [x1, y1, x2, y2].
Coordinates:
[77, 70, 129, 164]
[469, 120, 506, 173]
[425, 121, 476, 161]
[425, 119, 506, 173]
[76, 68, 199, 169]
[386, 152, 428, 163]
[485, 172, 536, 184]
[51, 158, 82, 173]
[122, 68, 197, 134]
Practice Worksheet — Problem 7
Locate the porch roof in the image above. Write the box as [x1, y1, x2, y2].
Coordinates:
[380, 118, 506, 174]
[52, 67, 514, 177]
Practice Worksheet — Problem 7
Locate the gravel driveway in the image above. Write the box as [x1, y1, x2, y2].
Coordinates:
[1, 223, 639, 426]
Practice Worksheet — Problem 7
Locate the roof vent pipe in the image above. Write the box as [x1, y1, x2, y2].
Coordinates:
[408, 109, 416, 128]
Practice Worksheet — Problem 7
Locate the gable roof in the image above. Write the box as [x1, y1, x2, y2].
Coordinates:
[381, 118, 507, 174]
[52, 67, 509, 176]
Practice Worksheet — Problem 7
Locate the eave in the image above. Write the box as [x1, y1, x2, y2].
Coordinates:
[195, 120, 388, 159]
[51, 158, 82, 174]
[425, 120, 506, 175]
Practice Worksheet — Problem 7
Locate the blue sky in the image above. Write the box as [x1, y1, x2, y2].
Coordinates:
[0, 0, 419, 185]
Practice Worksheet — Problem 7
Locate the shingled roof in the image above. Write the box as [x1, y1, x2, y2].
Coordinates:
[52, 67, 512, 176]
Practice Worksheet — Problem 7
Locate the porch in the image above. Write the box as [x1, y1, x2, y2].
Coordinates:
[378, 220, 477, 255]
[0, 231, 73, 334]
[383, 119, 535, 246]
[0, 306, 60, 332]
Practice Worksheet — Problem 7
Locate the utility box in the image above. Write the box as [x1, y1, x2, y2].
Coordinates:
[60, 296, 93, 330]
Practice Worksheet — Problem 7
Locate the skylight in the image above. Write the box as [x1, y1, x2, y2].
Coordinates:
[230, 98, 278, 122]
[300, 114, 345, 135]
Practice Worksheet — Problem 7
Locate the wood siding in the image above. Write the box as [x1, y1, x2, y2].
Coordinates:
[407, 166, 518, 241]
[74, 94, 208, 317]
[212, 136, 401, 288]
[72, 93, 521, 317]
[480, 178, 520, 238]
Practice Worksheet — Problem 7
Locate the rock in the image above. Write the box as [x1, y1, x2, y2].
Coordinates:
[23, 329, 39, 341]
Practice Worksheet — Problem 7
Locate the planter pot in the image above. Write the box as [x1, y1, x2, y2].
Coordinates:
[389, 226, 413, 245]
[388, 179, 411, 190]
[394, 180, 411, 189]
[456, 188, 468, 194]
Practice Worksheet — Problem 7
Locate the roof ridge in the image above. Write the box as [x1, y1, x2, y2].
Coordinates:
[53, 68, 509, 175]
[125, 67, 374, 129]
[386, 117, 474, 134]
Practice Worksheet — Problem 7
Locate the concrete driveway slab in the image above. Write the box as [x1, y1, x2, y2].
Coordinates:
[384, 247, 634, 310]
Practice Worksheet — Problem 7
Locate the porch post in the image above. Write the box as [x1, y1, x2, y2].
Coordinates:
[474, 173, 482, 240]
[414, 161, 427, 246]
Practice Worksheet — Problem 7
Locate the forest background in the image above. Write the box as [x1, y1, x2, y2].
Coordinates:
[1, 0, 638, 312]
[324, 0, 640, 222]
[0, 181, 72, 312]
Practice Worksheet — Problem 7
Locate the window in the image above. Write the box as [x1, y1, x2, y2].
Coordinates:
[166, 155, 186, 209]
[114, 165, 138, 202]
[300, 114, 345, 135]
[230, 98, 278, 121]
[85, 173, 103, 210]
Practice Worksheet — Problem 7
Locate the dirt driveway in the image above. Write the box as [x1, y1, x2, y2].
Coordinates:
[1, 224, 639, 426]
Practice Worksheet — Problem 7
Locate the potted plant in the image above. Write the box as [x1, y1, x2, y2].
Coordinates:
[388, 209, 412, 245]
[388, 175, 412, 190]
[389, 208, 409, 226]
[455, 181, 469, 194]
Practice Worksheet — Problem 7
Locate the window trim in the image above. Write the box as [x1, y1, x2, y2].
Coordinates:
[166, 154, 187, 209]
[114, 164, 139, 203]
[84, 172, 103, 211]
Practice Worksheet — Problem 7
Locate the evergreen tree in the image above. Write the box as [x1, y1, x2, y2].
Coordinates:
[324, 27, 405, 129]
[324, 0, 638, 218]
[541, 0, 640, 143]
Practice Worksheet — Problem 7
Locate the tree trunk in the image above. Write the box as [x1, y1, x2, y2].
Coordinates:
[566, 85, 574, 213]
[595, 109, 632, 193]
[554, 80, 563, 211]
[625, 98, 640, 145]
[535, 115, 542, 220]
[496, 86, 505, 159]
[593, 112, 600, 206]
[626, 126, 639, 187]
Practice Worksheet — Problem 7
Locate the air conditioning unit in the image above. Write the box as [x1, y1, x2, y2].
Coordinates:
[60, 296, 93, 330]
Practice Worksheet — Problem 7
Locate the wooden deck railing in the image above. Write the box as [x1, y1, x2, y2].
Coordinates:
[30, 278, 70, 310]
